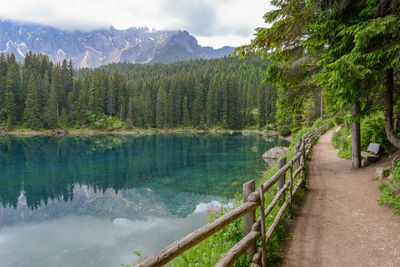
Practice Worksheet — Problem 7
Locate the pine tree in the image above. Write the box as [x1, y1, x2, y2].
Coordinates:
[227, 75, 240, 129]
[144, 89, 152, 127]
[156, 87, 167, 128]
[88, 70, 106, 114]
[182, 95, 190, 127]
[258, 84, 266, 128]
[24, 74, 43, 129]
[106, 80, 114, 116]
[220, 76, 228, 128]
[5, 62, 19, 128]
[191, 79, 205, 126]
[45, 80, 58, 129]
[0, 53, 7, 122]
[126, 98, 134, 128]
[41, 71, 50, 114]
[206, 79, 218, 127]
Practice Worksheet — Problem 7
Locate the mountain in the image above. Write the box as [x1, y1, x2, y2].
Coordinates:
[0, 21, 234, 68]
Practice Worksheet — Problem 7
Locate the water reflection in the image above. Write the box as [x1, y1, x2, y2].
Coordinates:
[0, 134, 288, 215]
[0, 133, 288, 266]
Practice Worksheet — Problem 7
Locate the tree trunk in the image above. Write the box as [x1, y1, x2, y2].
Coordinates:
[351, 101, 361, 170]
[385, 68, 400, 149]
[120, 103, 123, 121]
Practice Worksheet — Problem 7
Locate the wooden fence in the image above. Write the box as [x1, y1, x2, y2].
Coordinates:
[136, 124, 330, 267]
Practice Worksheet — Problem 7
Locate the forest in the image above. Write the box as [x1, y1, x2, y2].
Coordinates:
[237, 0, 400, 169]
[0, 54, 284, 131]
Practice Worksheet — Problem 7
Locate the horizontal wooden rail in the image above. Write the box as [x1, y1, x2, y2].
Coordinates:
[135, 122, 331, 267]
[215, 230, 261, 267]
[136, 201, 259, 267]
[247, 152, 302, 203]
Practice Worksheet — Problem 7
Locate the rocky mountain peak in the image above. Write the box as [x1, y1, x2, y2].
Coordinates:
[0, 21, 234, 68]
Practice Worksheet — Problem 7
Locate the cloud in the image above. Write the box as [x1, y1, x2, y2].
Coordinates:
[161, 0, 217, 36]
[0, 0, 271, 48]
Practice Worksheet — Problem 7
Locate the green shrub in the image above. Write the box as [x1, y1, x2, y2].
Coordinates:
[331, 127, 352, 159]
[331, 112, 388, 160]
[332, 116, 345, 125]
[86, 112, 125, 130]
[360, 113, 388, 151]
[379, 162, 400, 214]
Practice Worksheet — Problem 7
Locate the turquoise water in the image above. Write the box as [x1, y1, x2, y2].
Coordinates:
[0, 133, 288, 266]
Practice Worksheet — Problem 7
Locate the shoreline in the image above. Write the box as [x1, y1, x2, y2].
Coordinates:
[0, 128, 292, 141]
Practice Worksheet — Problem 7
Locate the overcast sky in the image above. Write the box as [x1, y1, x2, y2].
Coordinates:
[0, 0, 272, 48]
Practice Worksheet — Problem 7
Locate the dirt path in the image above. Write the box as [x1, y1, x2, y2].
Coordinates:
[281, 129, 400, 267]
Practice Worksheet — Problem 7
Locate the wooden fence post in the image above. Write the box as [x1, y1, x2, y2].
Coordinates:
[243, 180, 256, 255]
[277, 157, 286, 202]
[289, 162, 294, 218]
[301, 139, 307, 190]
[259, 184, 267, 267]
[294, 139, 301, 171]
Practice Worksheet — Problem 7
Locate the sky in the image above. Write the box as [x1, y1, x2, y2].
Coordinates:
[0, 0, 272, 48]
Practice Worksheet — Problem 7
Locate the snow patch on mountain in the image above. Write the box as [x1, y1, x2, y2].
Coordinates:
[0, 21, 235, 68]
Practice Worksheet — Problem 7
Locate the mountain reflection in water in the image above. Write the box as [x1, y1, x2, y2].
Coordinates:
[0, 133, 288, 266]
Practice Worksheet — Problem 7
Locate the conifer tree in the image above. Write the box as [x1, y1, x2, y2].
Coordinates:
[220, 76, 228, 128]
[227, 75, 240, 129]
[5, 62, 19, 128]
[0, 53, 7, 122]
[156, 87, 167, 128]
[24, 74, 43, 129]
[257, 84, 266, 128]
[45, 80, 58, 129]
[41, 71, 50, 113]
[126, 98, 134, 128]
[191, 79, 205, 126]
[182, 95, 190, 127]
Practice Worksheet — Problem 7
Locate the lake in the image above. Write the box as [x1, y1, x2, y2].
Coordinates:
[0, 133, 288, 266]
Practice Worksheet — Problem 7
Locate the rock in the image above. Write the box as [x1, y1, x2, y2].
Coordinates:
[361, 159, 370, 167]
[262, 146, 288, 160]
[367, 143, 381, 155]
[376, 167, 390, 180]
[361, 151, 379, 163]
[54, 128, 67, 137]
[262, 157, 279, 168]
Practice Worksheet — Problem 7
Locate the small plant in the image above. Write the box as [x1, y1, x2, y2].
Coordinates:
[331, 127, 352, 159]
[133, 250, 143, 263]
[379, 162, 400, 214]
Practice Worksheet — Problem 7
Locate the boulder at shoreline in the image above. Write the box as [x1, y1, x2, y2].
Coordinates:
[262, 146, 288, 160]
